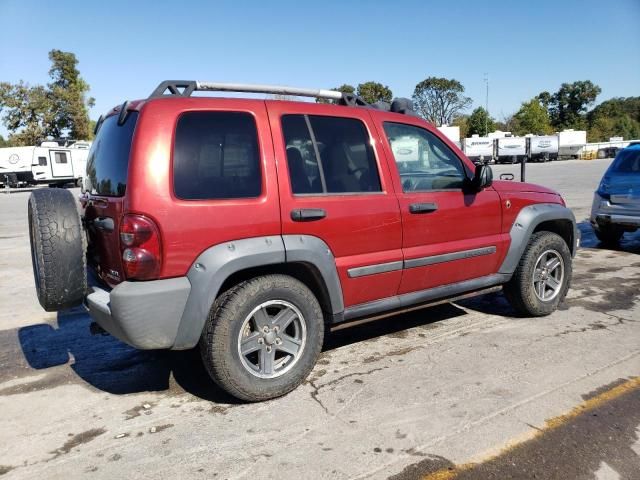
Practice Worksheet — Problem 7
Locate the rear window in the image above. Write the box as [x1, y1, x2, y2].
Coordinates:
[173, 112, 261, 200]
[86, 112, 138, 196]
[612, 149, 640, 173]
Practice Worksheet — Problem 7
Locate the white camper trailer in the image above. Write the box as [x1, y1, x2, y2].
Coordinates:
[463, 135, 494, 164]
[529, 135, 559, 162]
[0, 141, 90, 187]
[557, 130, 587, 159]
[496, 136, 526, 164]
[0, 146, 36, 186]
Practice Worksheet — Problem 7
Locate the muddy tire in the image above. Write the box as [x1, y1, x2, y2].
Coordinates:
[28, 189, 86, 312]
[594, 226, 623, 245]
[200, 274, 324, 402]
[503, 232, 572, 317]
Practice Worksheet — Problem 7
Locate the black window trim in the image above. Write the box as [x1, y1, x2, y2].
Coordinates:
[383, 121, 472, 193]
[282, 113, 385, 197]
[171, 110, 264, 202]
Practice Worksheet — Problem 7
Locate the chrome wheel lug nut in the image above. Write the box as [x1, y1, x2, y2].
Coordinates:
[266, 346, 272, 353]
[257, 338, 264, 345]
[262, 326, 269, 333]
[275, 338, 282, 345]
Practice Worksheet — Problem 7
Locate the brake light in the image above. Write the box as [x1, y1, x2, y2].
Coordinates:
[119, 214, 161, 280]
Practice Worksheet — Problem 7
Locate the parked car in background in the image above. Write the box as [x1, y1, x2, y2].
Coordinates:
[591, 144, 640, 244]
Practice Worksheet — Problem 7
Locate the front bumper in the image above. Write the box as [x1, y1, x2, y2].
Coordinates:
[86, 274, 191, 349]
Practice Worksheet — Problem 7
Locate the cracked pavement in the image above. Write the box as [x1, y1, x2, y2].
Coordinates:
[0, 158, 639, 479]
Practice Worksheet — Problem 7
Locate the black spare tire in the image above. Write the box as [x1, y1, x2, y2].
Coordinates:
[28, 189, 87, 311]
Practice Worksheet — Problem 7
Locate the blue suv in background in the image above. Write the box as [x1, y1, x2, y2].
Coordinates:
[591, 144, 640, 244]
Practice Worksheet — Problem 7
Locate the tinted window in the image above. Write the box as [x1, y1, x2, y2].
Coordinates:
[174, 112, 261, 200]
[383, 122, 466, 192]
[86, 112, 138, 197]
[282, 114, 381, 194]
[38, 156, 47, 166]
[612, 149, 640, 173]
[54, 152, 68, 163]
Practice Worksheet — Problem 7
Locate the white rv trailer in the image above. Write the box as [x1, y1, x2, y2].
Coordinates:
[0, 141, 90, 187]
[437, 125, 461, 149]
[557, 129, 587, 159]
[528, 135, 559, 162]
[496, 136, 526, 164]
[0, 146, 35, 186]
[463, 135, 494, 164]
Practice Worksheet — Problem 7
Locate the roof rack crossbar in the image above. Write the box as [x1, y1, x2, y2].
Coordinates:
[148, 80, 349, 102]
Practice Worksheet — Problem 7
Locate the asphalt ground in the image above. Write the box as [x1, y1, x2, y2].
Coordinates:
[0, 158, 638, 479]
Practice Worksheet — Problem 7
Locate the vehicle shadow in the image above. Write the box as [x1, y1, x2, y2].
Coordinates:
[18, 308, 240, 404]
[577, 219, 640, 253]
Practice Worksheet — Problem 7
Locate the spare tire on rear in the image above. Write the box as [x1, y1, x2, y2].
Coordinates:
[28, 189, 87, 311]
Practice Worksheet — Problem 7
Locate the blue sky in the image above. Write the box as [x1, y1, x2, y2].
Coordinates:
[0, 0, 639, 135]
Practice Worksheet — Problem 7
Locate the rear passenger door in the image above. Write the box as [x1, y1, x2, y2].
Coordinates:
[266, 102, 402, 308]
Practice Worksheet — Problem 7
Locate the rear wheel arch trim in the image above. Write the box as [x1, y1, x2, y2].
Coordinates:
[173, 235, 343, 349]
[499, 203, 578, 275]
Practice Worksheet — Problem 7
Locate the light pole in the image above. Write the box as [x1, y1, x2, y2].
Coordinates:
[484, 73, 489, 136]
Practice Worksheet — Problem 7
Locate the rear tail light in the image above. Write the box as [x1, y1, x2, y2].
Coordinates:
[119, 214, 161, 280]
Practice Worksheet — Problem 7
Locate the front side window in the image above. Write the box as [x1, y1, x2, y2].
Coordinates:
[383, 122, 467, 192]
[282, 114, 381, 194]
[173, 112, 261, 200]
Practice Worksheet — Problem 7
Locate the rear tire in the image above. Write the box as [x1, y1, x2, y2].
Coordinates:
[503, 232, 572, 317]
[28, 189, 86, 311]
[200, 274, 324, 402]
[594, 226, 623, 245]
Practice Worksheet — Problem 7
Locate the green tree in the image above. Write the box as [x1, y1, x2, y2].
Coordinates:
[452, 115, 469, 139]
[47, 49, 95, 139]
[512, 99, 552, 135]
[316, 84, 355, 104]
[0, 134, 8, 147]
[587, 97, 640, 141]
[356, 81, 392, 104]
[466, 107, 495, 136]
[0, 50, 94, 145]
[413, 77, 472, 126]
[539, 80, 601, 130]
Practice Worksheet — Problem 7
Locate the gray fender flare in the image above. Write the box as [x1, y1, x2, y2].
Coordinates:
[498, 203, 578, 275]
[173, 235, 343, 349]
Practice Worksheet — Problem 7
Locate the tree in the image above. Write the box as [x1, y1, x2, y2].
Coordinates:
[538, 80, 601, 130]
[466, 107, 495, 136]
[356, 82, 392, 104]
[587, 96, 640, 142]
[47, 49, 95, 139]
[452, 115, 469, 139]
[316, 84, 355, 104]
[412, 77, 472, 126]
[0, 50, 94, 145]
[0, 134, 8, 147]
[512, 99, 552, 135]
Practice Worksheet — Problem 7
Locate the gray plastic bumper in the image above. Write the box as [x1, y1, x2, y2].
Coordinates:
[86, 277, 191, 349]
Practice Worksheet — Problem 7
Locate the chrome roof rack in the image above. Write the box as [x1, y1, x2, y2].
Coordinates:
[148, 80, 368, 106]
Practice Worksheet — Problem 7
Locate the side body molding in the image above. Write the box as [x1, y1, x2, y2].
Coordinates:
[499, 203, 578, 275]
[173, 235, 344, 349]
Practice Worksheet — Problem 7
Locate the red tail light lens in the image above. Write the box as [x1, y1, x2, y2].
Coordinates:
[119, 214, 161, 280]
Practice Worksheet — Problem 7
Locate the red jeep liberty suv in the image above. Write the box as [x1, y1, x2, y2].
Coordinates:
[28, 81, 578, 401]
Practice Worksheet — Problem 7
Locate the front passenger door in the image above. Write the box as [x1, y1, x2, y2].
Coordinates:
[377, 118, 508, 294]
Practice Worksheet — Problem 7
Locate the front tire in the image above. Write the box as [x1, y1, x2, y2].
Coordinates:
[200, 274, 324, 402]
[503, 232, 572, 317]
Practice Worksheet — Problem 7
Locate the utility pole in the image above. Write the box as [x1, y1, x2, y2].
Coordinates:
[484, 73, 489, 136]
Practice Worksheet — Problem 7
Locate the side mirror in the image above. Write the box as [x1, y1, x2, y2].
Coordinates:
[469, 164, 493, 191]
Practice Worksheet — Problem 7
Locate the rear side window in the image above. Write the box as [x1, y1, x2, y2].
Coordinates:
[54, 152, 68, 164]
[86, 112, 138, 196]
[38, 156, 47, 166]
[173, 112, 261, 200]
[612, 150, 640, 173]
[282, 114, 381, 194]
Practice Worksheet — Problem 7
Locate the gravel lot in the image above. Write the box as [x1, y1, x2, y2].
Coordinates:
[0, 158, 638, 479]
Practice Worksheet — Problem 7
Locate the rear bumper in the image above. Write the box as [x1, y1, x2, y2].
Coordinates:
[590, 193, 640, 231]
[86, 274, 191, 349]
